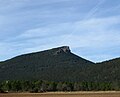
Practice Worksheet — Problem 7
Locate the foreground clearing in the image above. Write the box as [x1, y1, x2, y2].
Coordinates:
[0, 91, 120, 97]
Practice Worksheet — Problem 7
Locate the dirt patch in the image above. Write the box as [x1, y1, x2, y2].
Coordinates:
[0, 91, 120, 97]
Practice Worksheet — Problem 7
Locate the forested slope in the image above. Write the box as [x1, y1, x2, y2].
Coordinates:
[0, 46, 94, 81]
[0, 46, 120, 83]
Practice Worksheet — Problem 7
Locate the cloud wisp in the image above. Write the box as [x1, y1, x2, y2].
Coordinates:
[61, 0, 106, 45]
[1, 15, 120, 62]
[0, 0, 120, 62]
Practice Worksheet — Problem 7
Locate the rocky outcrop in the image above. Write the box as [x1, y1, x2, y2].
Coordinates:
[54, 46, 71, 55]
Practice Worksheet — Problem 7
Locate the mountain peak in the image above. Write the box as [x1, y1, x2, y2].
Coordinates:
[0, 46, 95, 81]
[54, 46, 71, 55]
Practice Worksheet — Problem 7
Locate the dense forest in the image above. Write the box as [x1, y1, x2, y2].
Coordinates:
[0, 80, 120, 93]
[0, 46, 120, 92]
[0, 46, 94, 81]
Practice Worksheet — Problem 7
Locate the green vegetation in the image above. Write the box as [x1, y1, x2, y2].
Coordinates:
[0, 46, 120, 92]
[0, 80, 119, 93]
[0, 46, 94, 81]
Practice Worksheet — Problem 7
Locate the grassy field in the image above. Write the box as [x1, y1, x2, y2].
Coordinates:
[0, 91, 120, 97]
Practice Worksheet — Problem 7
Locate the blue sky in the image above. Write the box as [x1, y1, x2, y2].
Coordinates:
[0, 0, 120, 62]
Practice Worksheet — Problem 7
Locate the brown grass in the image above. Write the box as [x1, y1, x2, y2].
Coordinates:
[0, 91, 120, 97]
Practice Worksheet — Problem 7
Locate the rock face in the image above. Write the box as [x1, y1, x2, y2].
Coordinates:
[54, 46, 71, 55]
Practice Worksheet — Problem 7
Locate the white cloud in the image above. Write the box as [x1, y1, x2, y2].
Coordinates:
[14, 16, 120, 62]
[13, 15, 120, 49]
[0, 0, 120, 62]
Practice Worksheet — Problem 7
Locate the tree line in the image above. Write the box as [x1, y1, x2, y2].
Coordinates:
[0, 80, 120, 93]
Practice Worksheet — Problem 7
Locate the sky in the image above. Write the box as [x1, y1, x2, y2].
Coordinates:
[0, 0, 120, 62]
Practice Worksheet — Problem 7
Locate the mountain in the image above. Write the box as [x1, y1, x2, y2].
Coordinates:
[94, 58, 120, 82]
[0, 46, 94, 81]
[0, 46, 120, 83]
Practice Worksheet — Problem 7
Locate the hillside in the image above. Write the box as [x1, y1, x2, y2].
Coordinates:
[0, 46, 120, 83]
[0, 46, 94, 81]
[95, 58, 120, 82]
